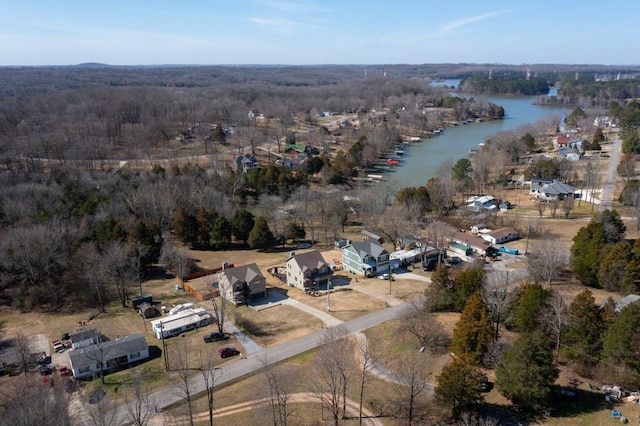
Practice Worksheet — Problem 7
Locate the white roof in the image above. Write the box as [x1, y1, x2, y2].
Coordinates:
[150, 308, 211, 332]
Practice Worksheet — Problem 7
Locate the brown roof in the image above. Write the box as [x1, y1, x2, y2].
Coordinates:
[288, 250, 329, 272]
[450, 231, 491, 249]
[219, 263, 265, 285]
[487, 227, 518, 240]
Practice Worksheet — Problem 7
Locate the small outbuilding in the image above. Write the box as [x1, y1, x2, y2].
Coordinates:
[138, 302, 160, 319]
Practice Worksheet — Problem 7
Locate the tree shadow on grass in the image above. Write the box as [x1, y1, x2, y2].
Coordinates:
[479, 387, 612, 425]
[548, 387, 612, 419]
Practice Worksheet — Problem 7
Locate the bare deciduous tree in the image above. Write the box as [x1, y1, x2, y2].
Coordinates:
[260, 354, 298, 426]
[535, 199, 546, 218]
[170, 341, 197, 426]
[399, 296, 449, 353]
[0, 379, 72, 426]
[311, 325, 355, 426]
[100, 241, 136, 307]
[197, 349, 223, 426]
[525, 236, 568, 284]
[122, 371, 154, 426]
[542, 292, 569, 357]
[392, 352, 431, 425]
[561, 196, 575, 218]
[84, 390, 122, 426]
[482, 270, 520, 341]
[352, 333, 381, 426]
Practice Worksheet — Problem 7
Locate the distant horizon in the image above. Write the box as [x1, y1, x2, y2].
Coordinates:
[2, 62, 640, 68]
[3, 1, 640, 67]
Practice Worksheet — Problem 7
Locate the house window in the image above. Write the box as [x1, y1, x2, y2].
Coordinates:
[130, 351, 141, 360]
[79, 366, 91, 374]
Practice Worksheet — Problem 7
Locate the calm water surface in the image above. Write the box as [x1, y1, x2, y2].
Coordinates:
[389, 80, 571, 188]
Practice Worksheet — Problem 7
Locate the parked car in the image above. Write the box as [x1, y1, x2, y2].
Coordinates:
[379, 273, 390, 280]
[39, 365, 52, 376]
[218, 346, 240, 358]
[203, 332, 228, 343]
[58, 365, 70, 376]
[297, 242, 312, 249]
[51, 340, 66, 353]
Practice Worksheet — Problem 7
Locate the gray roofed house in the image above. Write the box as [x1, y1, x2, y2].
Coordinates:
[342, 240, 390, 276]
[536, 180, 577, 201]
[68, 333, 149, 380]
[69, 328, 99, 350]
[286, 250, 333, 290]
[614, 294, 640, 313]
[217, 263, 267, 305]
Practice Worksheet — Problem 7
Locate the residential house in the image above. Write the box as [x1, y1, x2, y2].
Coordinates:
[286, 250, 333, 290]
[217, 263, 267, 305]
[529, 177, 555, 196]
[534, 180, 577, 201]
[467, 195, 496, 212]
[613, 294, 640, 313]
[470, 224, 489, 235]
[69, 328, 100, 350]
[552, 135, 570, 149]
[334, 238, 351, 249]
[284, 143, 308, 155]
[342, 240, 390, 276]
[390, 248, 424, 266]
[68, 333, 149, 380]
[558, 147, 581, 162]
[150, 308, 212, 339]
[480, 228, 519, 245]
[449, 231, 493, 256]
[235, 154, 258, 172]
[361, 230, 382, 243]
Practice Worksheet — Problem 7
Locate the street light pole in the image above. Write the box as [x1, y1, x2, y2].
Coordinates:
[326, 280, 331, 311]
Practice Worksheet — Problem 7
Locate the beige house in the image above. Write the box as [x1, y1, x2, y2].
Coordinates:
[286, 250, 333, 290]
[217, 263, 267, 305]
[479, 227, 519, 245]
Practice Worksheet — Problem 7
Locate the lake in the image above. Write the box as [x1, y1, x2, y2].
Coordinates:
[388, 80, 572, 188]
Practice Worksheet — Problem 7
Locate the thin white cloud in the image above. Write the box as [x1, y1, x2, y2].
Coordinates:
[441, 10, 508, 33]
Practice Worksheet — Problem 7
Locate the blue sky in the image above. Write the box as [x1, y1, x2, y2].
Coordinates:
[1, 0, 638, 66]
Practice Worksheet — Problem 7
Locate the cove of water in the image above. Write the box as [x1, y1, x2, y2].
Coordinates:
[388, 80, 572, 188]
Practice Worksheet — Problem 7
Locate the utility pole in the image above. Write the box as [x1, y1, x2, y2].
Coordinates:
[326, 280, 331, 311]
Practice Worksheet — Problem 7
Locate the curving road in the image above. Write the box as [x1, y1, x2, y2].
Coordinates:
[109, 302, 410, 425]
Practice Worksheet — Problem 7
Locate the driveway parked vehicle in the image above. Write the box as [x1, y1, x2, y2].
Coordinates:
[218, 346, 240, 358]
[203, 332, 228, 343]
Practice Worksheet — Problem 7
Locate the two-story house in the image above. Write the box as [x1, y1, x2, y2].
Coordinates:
[217, 263, 267, 305]
[342, 240, 389, 277]
[286, 250, 333, 290]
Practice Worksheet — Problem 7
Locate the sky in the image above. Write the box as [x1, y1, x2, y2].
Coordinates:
[1, 0, 639, 66]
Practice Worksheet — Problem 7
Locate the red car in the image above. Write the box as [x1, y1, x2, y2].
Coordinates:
[218, 346, 240, 358]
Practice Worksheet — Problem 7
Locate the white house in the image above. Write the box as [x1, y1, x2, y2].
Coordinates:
[68, 333, 149, 380]
[479, 227, 519, 245]
[150, 308, 213, 339]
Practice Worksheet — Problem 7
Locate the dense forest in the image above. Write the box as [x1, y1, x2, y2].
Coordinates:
[459, 74, 551, 95]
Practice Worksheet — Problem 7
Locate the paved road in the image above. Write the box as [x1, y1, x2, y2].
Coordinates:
[599, 135, 622, 212]
[112, 302, 409, 424]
